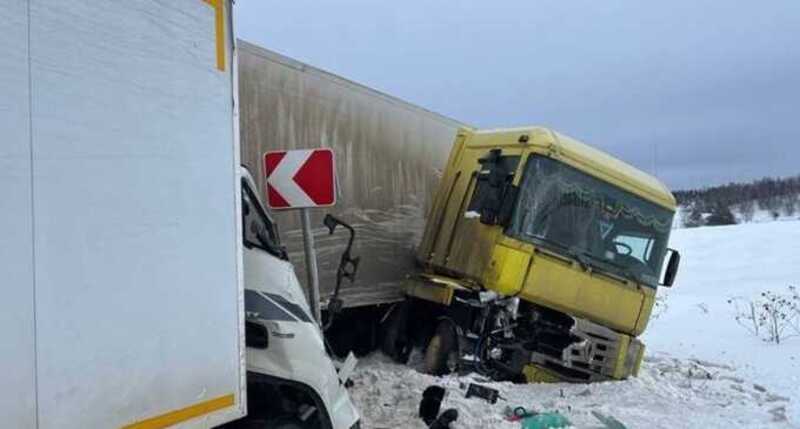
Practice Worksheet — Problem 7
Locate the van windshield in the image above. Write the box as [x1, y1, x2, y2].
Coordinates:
[506, 155, 674, 287]
[242, 179, 286, 260]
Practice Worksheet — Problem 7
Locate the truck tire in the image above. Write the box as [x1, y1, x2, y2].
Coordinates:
[424, 320, 458, 375]
[381, 301, 412, 363]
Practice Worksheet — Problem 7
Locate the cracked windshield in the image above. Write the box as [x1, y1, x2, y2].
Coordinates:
[508, 155, 674, 286]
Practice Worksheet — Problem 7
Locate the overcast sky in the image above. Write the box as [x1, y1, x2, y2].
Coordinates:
[235, 1, 800, 190]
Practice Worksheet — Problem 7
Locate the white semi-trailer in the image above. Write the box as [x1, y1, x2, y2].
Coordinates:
[237, 41, 466, 356]
[0, 2, 357, 428]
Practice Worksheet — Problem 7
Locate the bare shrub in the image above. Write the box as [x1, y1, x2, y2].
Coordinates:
[729, 297, 760, 337]
[728, 286, 800, 344]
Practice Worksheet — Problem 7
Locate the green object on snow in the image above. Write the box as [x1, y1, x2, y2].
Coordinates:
[521, 412, 571, 429]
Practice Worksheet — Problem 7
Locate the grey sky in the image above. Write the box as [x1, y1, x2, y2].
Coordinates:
[235, 1, 800, 189]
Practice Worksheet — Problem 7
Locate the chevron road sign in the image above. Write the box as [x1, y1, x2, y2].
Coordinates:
[263, 148, 336, 209]
[262, 148, 337, 324]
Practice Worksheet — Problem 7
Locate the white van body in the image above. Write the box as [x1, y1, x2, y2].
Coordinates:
[0, 1, 245, 427]
[239, 171, 360, 429]
[0, 1, 246, 427]
[0, 2, 358, 428]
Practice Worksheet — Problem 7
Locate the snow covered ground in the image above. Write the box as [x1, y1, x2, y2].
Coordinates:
[646, 220, 800, 424]
[349, 220, 800, 428]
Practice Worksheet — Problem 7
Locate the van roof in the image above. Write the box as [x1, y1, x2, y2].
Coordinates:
[470, 126, 677, 210]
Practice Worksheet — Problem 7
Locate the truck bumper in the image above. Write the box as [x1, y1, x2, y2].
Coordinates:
[525, 316, 645, 383]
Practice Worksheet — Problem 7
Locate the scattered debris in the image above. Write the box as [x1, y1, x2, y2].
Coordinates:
[350, 352, 796, 428]
[770, 406, 788, 422]
[429, 408, 459, 429]
[504, 406, 571, 429]
[592, 411, 628, 429]
[419, 385, 446, 425]
[465, 383, 500, 404]
[520, 411, 571, 429]
[503, 406, 535, 422]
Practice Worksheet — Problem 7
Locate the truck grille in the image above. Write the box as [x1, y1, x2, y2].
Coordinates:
[528, 316, 643, 382]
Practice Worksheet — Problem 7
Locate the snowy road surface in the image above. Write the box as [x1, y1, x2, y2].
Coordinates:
[349, 221, 800, 428]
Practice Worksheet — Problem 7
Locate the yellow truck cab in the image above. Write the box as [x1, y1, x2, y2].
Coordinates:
[404, 126, 681, 383]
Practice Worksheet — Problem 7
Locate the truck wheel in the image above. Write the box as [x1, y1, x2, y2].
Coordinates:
[424, 320, 458, 375]
[381, 301, 412, 363]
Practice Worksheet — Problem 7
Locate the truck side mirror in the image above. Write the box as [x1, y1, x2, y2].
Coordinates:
[660, 248, 680, 287]
[245, 320, 269, 349]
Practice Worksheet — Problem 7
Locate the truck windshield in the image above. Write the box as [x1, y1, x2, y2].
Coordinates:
[507, 155, 674, 287]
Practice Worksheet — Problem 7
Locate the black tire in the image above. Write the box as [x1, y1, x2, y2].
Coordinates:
[424, 320, 458, 375]
[381, 301, 412, 363]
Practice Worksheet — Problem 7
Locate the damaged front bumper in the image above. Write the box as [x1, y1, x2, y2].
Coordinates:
[524, 316, 645, 383]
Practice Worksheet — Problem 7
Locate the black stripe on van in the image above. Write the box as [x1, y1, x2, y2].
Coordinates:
[265, 292, 313, 323]
[245, 289, 295, 322]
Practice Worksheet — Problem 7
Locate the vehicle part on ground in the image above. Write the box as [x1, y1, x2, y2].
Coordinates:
[428, 408, 459, 429]
[418, 385, 447, 425]
[464, 383, 500, 404]
[520, 412, 572, 429]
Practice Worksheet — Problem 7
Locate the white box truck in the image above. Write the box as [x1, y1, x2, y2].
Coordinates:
[0, 2, 358, 428]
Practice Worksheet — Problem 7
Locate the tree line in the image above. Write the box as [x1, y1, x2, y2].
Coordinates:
[673, 174, 800, 227]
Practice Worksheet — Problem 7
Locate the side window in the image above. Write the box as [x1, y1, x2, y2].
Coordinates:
[242, 180, 286, 259]
[466, 151, 520, 221]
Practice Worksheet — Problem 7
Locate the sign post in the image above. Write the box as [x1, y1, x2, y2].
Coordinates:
[299, 208, 321, 323]
[264, 148, 336, 325]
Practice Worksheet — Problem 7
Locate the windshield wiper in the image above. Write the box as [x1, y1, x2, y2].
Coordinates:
[576, 250, 640, 283]
[527, 236, 640, 283]
[529, 237, 596, 272]
[528, 235, 576, 258]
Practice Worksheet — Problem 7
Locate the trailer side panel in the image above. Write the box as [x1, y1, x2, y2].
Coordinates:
[238, 41, 467, 308]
